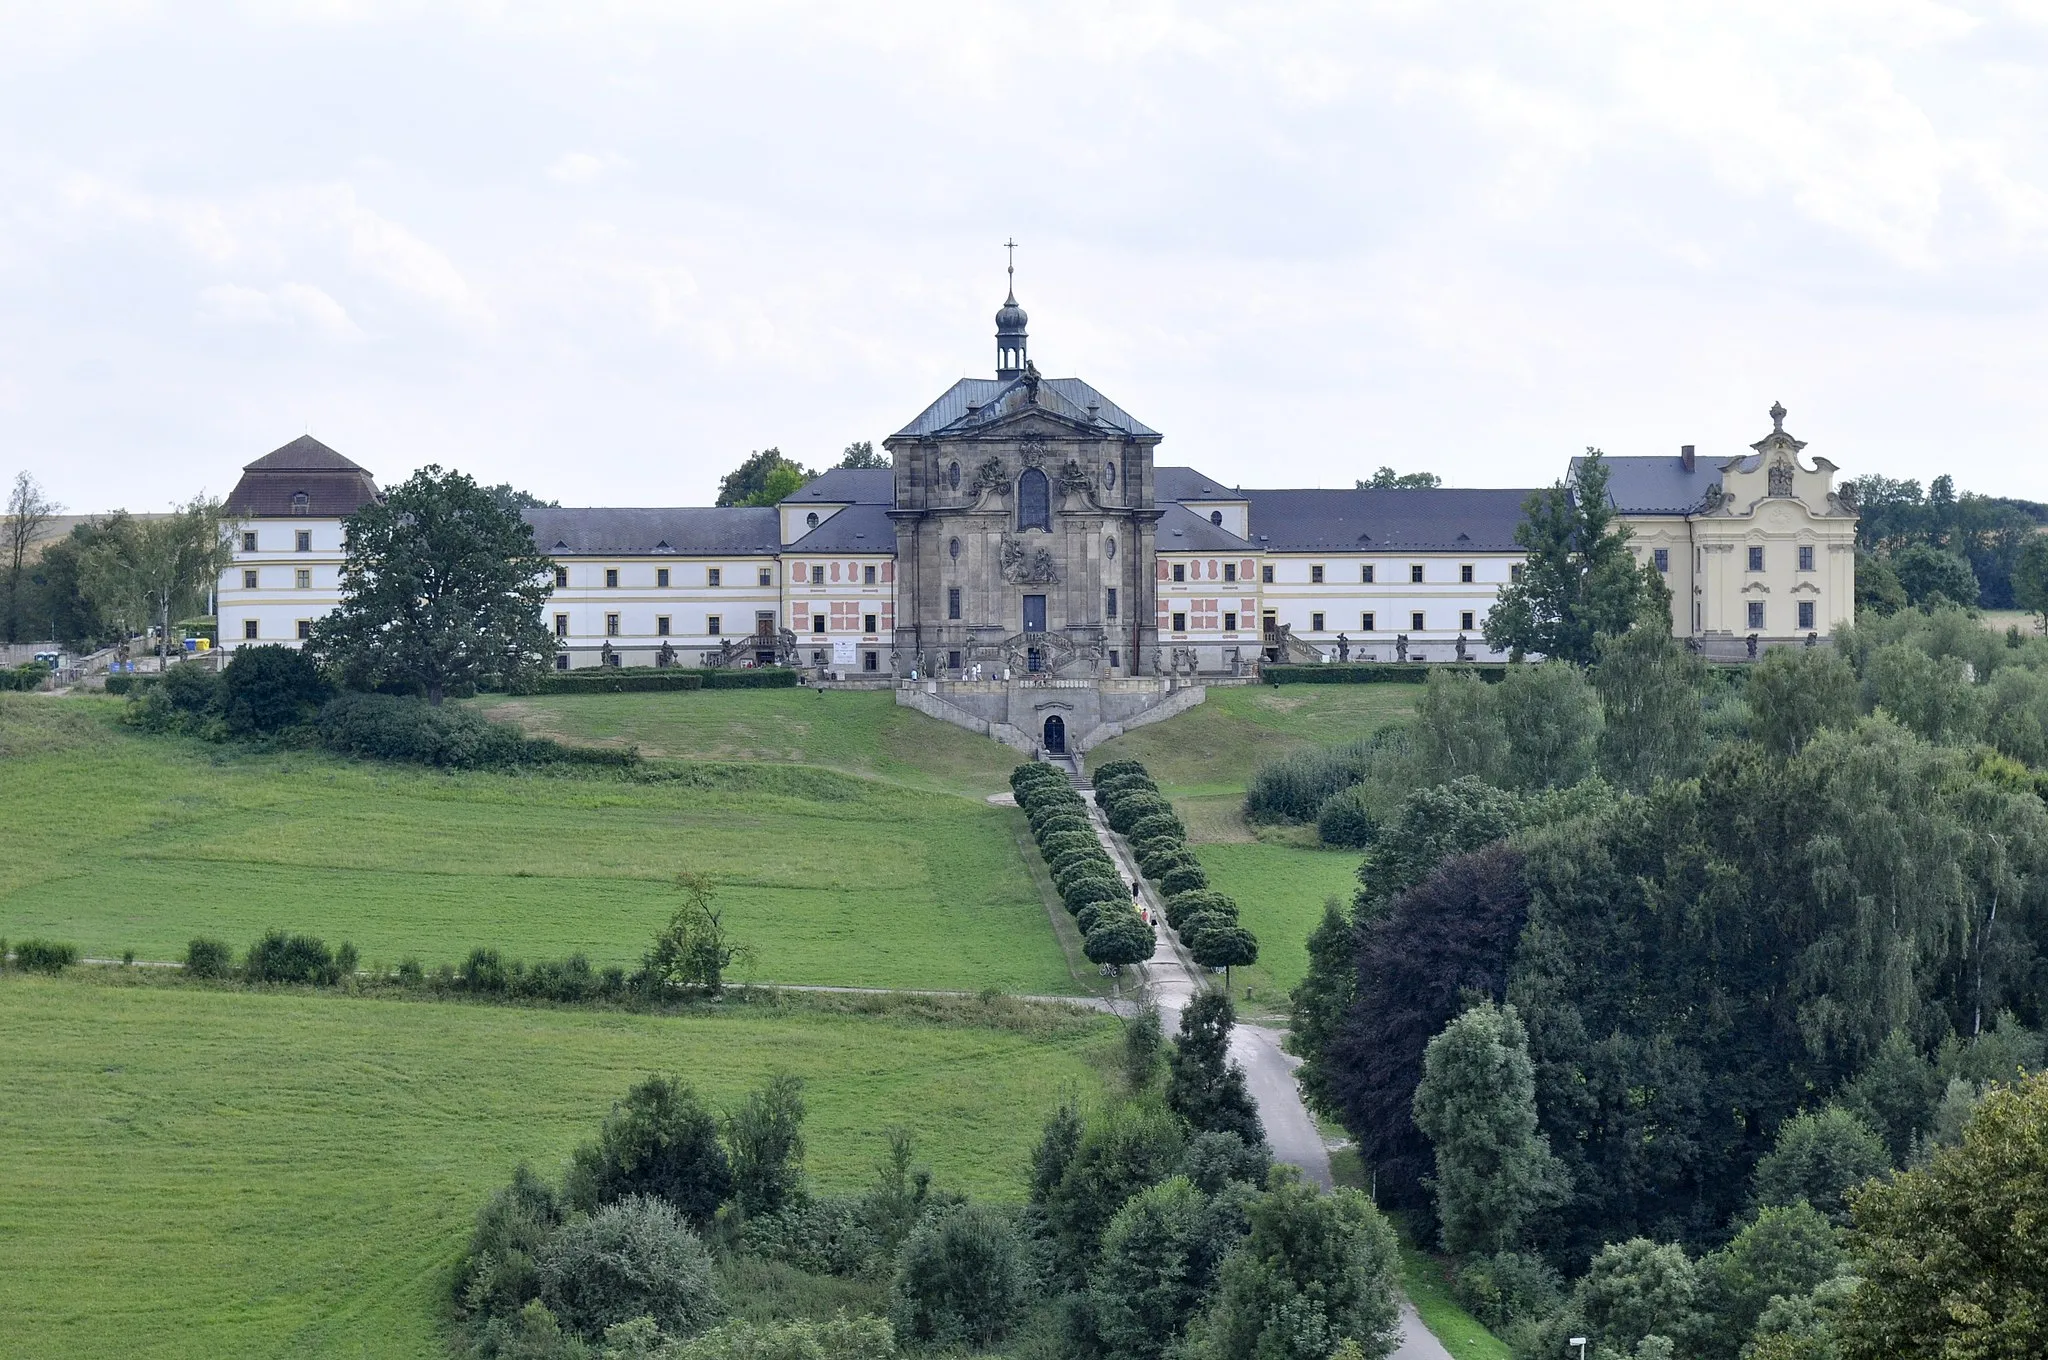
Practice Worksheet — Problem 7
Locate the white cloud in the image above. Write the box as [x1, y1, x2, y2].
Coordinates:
[197, 281, 363, 338]
[547, 150, 631, 184]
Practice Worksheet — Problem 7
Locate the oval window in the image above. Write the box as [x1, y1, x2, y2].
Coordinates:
[805, 512, 819, 529]
[1106, 537, 1117, 560]
[948, 537, 961, 560]
[948, 462, 961, 490]
[1211, 510, 1223, 526]
[1104, 462, 1117, 489]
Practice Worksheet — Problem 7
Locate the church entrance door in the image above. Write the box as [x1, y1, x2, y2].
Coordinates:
[1043, 715, 1066, 753]
[1022, 595, 1047, 632]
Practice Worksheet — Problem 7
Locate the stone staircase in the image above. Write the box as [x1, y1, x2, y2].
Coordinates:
[1042, 751, 1089, 792]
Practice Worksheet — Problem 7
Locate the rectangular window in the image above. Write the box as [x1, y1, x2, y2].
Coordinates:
[605, 568, 619, 588]
[758, 568, 772, 587]
[556, 653, 570, 671]
[242, 569, 258, 589]
[1653, 548, 1670, 574]
[1748, 601, 1766, 629]
[657, 568, 670, 588]
[1223, 562, 1237, 583]
[1798, 545, 1815, 572]
[1410, 564, 1424, 584]
[1261, 564, 1274, 584]
[811, 566, 825, 585]
[241, 531, 258, 552]
[1311, 564, 1325, 584]
[1311, 612, 1325, 631]
[863, 613, 878, 634]
[1106, 587, 1119, 619]
[1173, 563, 1186, 583]
[708, 567, 722, 587]
[707, 615, 721, 635]
[605, 651, 621, 667]
[1798, 601, 1816, 630]
[863, 650, 879, 672]
[947, 587, 962, 620]
[1224, 612, 1238, 631]
[1411, 611, 1426, 631]
[1362, 612, 1375, 632]
[295, 569, 311, 589]
[1461, 564, 1474, 583]
[295, 530, 312, 553]
[864, 565, 877, 585]
[555, 614, 569, 638]
[605, 613, 621, 636]
[554, 566, 568, 589]
[1023, 595, 1047, 632]
[657, 616, 671, 636]
[1748, 546, 1765, 572]
[1461, 611, 1475, 630]
[296, 620, 311, 640]
[1510, 563, 1524, 583]
[243, 619, 259, 640]
[1362, 565, 1375, 584]
[1109, 649, 1120, 670]
[813, 614, 826, 634]
[948, 650, 961, 670]
[1170, 611, 1188, 632]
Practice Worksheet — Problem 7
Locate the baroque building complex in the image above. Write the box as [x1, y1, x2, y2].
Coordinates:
[216, 281, 1857, 746]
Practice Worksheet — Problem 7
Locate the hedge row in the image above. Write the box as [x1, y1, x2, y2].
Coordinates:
[1010, 763, 1153, 970]
[526, 667, 706, 694]
[1264, 663, 1508, 685]
[703, 668, 801, 690]
[1090, 757, 1260, 977]
[0, 663, 51, 692]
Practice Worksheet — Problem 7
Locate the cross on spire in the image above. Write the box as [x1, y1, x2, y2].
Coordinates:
[1003, 237, 1019, 301]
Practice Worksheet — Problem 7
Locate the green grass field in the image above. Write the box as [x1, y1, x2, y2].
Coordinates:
[0, 973, 1113, 1359]
[1088, 683, 1418, 795]
[0, 696, 1080, 994]
[479, 689, 1023, 797]
[1192, 842, 1357, 1001]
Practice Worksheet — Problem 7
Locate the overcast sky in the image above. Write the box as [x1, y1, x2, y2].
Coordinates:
[6, 1, 2048, 513]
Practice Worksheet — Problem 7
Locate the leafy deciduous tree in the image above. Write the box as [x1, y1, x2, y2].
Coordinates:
[1168, 992, 1264, 1146]
[563, 1075, 733, 1227]
[3, 471, 60, 644]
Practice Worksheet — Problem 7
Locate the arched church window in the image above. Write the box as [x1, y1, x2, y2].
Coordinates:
[1017, 468, 1051, 532]
[1211, 510, 1223, 526]
[948, 461, 961, 490]
[948, 537, 961, 560]
[1104, 461, 1117, 489]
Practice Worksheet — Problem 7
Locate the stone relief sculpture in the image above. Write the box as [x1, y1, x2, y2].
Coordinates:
[1017, 435, 1051, 468]
[1000, 535, 1061, 584]
[970, 456, 1008, 495]
[1769, 462, 1794, 497]
[1057, 458, 1094, 496]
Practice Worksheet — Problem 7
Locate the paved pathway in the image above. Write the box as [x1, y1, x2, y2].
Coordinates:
[1080, 787, 1455, 1360]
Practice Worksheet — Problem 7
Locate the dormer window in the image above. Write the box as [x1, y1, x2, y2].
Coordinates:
[806, 512, 820, 529]
[1210, 511, 1223, 526]
[290, 492, 310, 515]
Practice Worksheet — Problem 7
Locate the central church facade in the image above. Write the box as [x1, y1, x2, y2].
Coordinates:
[215, 280, 1859, 695]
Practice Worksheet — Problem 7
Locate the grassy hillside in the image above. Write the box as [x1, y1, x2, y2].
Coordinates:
[479, 688, 1022, 797]
[0, 696, 1079, 993]
[1087, 682, 1418, 795]
[0, 973, 1112, 1360]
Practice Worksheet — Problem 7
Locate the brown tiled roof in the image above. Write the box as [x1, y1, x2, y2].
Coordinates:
[227, 436, 380, 517]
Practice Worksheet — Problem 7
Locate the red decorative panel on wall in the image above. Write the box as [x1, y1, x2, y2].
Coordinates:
[1157, 560, 1170, 581]
[881, 562, 894, 583]
[1241, 560, 1255, 580]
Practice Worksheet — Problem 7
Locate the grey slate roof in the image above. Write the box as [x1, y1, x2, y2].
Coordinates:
[1156, 466, 1242, 503]
[1575, 454, 1755, 515]
[783, 468, 894, 505]
[891, 375, 1158, 440]
[523, 507, 781, 556]
[1158, 502, 1255, 552]
[1242, 488, 1535, 552]
[785, 503, 898, 554]
[227, 435, 380, 517]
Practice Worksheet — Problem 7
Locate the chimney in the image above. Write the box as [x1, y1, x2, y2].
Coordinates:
[1681, 444, 1695, 472]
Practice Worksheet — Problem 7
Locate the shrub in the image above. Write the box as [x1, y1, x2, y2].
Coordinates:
[0, 662, 51, 692]
[185, 937, 233, 979]
[538, 1194, 721, 1340]
[1138, 846, 1197, 880]
[1127, 812, 1185, 845]
[1450, 1251, 1565, 1334]
[1039, 831, 1099, 862]
[1035, 815, 1094, 844]
[454, 1163, 564, 1325]
[462, 946, 514, 994]
[1317, 785, 1380, 848]
[890, 1203, 1030, 1347]
[528, 667, 706, 695]
[315, 691, 635, 770]
[102, 673, 137, 696]
[13, 938, 78, 973]
[739, 1196, 884, 1278]
[1107, 794, 1172, 835]
[663, 1315, 898, 1360]
[702, 667, 800, 689]
[1159, 863, 1208, 897]
[1244, 732, 1401, 823]
[220, 644, 331, 734]
[1064, 877, 1129, 912]
[726, 1073, 807, 1218]
[1092, 758, 1149, 784]
[1051, 847, 1113, 881]
[243, 931, 340, 985]
[130, 663, 223, 733]
[564, 1075, 733, 1227]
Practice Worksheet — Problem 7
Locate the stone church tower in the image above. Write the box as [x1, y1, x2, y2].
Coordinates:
[886, 275, 1164, 677]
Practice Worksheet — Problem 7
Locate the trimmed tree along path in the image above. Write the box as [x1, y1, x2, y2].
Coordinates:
[1079, 781, 1456, 1360]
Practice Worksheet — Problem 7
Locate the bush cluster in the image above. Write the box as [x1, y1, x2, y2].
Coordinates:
[701, 668, 800, 690]
[1011, 763, 1152, 970]
[526, 667, 707, 695]
[1091, 758, 1260, 975]
[0, 662, 51, 692]
[11, 938, 79, 973]
[315, 691, 636, 770]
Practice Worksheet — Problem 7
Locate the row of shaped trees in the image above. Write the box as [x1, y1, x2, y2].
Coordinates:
[1011, 763, 1152, 970]
[1092, 759, 1260, 983]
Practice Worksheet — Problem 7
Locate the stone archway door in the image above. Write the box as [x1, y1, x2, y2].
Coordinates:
[1043, 714, 1066, 754]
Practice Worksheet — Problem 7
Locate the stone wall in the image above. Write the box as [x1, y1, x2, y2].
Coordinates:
[895, 677, 1204, 754]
